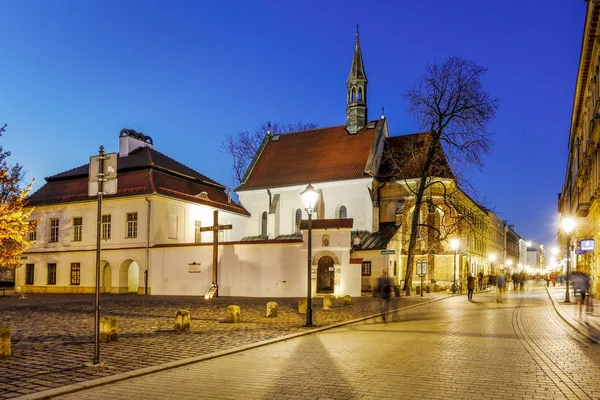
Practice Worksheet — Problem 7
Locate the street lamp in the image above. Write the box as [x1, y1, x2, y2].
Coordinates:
[301, 183, 319, 327]
[450, 238, 459, 293]
[561, 217, 575, 303]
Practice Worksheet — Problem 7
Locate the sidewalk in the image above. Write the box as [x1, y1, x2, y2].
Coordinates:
[545, 284, 600, 342]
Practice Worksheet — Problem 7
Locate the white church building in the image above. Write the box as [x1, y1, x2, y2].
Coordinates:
[18, 33, 455, 297]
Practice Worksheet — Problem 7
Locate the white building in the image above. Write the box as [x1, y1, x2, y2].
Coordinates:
[19, 32, 401, 297]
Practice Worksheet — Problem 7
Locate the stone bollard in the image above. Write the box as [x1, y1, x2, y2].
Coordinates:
[343, 295, 352, 306]
[323, 296, 334, 309]
[174, 309, 191, 332]
[298, 299, 307, 314]
[226, 305, 241, 323]
[0, 327, 10, 358]
[266, 302, 278, 318]
[100, 316, 118, 343]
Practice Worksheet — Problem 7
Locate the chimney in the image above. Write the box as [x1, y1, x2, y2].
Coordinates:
[119, 128, 154, 157]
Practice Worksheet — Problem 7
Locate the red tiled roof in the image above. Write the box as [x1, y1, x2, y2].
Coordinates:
[26, 147, 248, 215]
[378, 132, 455, 181]
[238, 122, 380, 191]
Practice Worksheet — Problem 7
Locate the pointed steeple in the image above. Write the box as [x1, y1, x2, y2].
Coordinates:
[346, 25, 368, 134]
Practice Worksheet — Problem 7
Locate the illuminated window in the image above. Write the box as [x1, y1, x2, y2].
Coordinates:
[101, 215, 111, 240]
[126, 212, 138, 238]
[49, 218, 59, 242]
[47, 264, 56, 285]
[70, 263, 81, 285]
[73, 217, 82, 241]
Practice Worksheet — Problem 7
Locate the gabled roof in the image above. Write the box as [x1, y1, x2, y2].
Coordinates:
[238, 121, 382, 191]
[378, 132, 455, 181]
[26, 147, 249, 216]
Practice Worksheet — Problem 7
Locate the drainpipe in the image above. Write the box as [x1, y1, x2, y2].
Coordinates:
[145, 195, 151, 295]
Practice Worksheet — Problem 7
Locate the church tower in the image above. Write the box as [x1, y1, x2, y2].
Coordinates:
[346, 28, 368, 134]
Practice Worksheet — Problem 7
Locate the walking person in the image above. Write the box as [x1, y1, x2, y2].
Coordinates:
[376, 269, 392, 322]
[477, 271, 484, 291]
[467, 273, 475, 301]
[497, 273, 507, 303]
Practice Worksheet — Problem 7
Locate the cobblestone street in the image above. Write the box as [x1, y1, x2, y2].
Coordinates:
[43, 283, 600, 400]
[0, 291, 442, 399]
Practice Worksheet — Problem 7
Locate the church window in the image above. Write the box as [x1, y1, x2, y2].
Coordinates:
[261, 212, 267, 236]
[358, 87, 363, 101]
[295, 209, 302, 233]
[338, 205, 347, 219]
[351, 88, 357, 101]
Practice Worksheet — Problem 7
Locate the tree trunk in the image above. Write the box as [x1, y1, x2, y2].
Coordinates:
[403, 133, 441, 295]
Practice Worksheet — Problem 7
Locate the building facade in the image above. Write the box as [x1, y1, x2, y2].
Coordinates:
[558, 0, 600, 296]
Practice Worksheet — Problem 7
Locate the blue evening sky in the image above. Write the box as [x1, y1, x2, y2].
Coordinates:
[0, 0, 584, 248]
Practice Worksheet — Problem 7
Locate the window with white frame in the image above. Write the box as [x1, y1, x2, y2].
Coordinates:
[126, 212, 138, 238]
[101, 214, 111, 240]
[49, 218, 59, 242]
[28, 230, 37, 242]
[70, 263, 80, 285]
[73, 217, 82, 241]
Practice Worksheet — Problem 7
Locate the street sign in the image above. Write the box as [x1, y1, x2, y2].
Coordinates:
[199, 224, 232, 232]
[89, 152, 118, 196]
[381, 249, 395, 255]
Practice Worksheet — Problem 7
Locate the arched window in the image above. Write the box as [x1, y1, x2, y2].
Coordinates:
[338, 205, 347, 219]
[358, 87, 363, 101]
[351, 88, 357, 101]
[295, 209, 302, 233]
[261, 212, 267, 236]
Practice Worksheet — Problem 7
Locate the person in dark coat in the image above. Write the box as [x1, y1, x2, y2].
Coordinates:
[467, 273, 476, 301]
[376, 269, 392, 322]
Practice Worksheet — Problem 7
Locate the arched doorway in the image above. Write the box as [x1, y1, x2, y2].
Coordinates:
[118, 259, 140, 294]
[101, 262, 112, 294]
[317, 256, 335, 294]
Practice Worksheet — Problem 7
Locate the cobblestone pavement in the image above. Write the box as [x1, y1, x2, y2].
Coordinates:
[49, 282, 600, 400]
[0, 291, 444, 399]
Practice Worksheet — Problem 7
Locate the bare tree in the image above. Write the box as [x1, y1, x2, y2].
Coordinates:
[399, 57, 498, 294]
[221, 121, 317, 186]
[0, 124, 37, 268]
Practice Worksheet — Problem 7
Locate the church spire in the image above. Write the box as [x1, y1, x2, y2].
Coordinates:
[346, 25, 368, 134]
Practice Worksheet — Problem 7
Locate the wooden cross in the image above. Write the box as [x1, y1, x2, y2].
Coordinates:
[198, 210, 232, 297]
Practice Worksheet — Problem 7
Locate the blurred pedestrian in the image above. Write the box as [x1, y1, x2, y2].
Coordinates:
[511, 271, 519, 291]
[497, 273, 507, 303]
[571, 271, 591, 317]
[376, 269, 392, 322]
[467, 273, 475, 301]
[477, 271, 484, 291]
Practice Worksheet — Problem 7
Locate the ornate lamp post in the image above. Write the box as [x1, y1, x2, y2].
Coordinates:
[301, 183, 319, 327]
[562, 217, 575, 303]
[450, 238, 459, 293]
